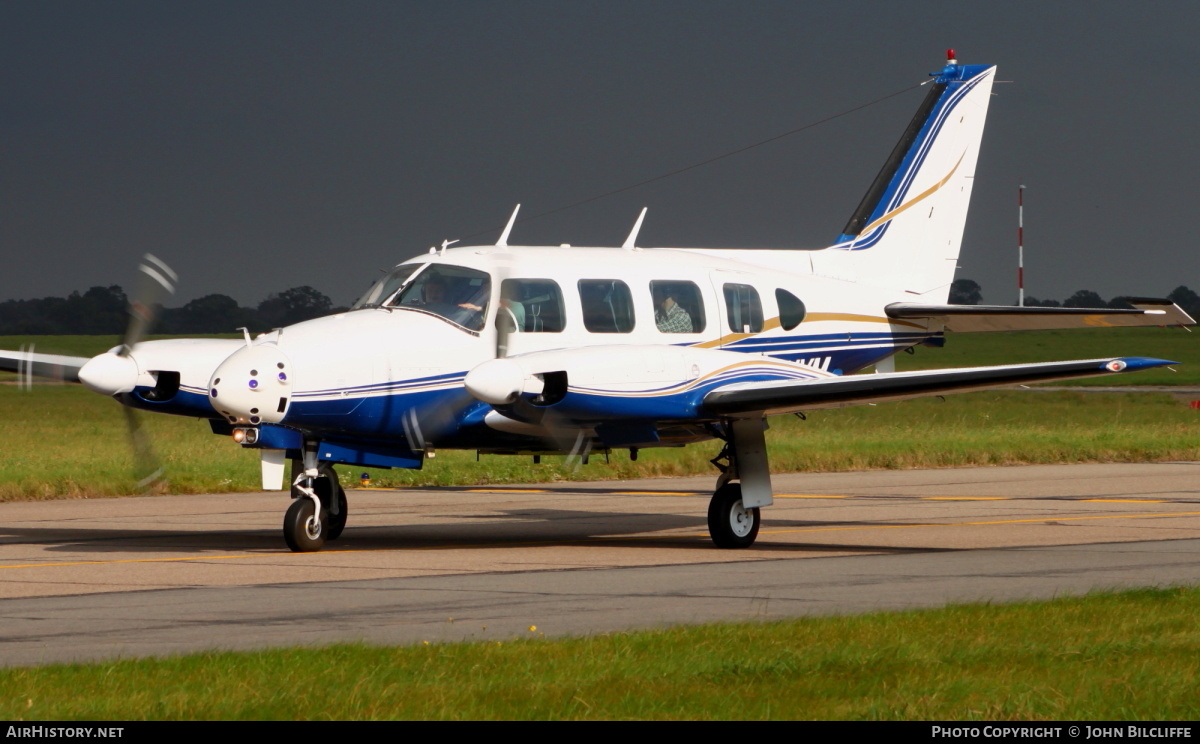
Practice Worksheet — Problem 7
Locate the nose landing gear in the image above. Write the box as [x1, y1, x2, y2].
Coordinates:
[283, 450, 348, 552]
[284, 496, 325, 552]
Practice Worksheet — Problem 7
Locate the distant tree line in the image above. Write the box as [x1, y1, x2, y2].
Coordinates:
[949, 279, 1200, 320]
[0, 285, 346, 335]
[5, 280, 1199, 335]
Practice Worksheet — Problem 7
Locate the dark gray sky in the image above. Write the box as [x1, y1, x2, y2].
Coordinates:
[3, 1, 1197, 307]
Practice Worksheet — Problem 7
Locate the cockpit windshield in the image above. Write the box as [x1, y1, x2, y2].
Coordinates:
[388, 265, 491, 331]
[352, 264, 424, 310]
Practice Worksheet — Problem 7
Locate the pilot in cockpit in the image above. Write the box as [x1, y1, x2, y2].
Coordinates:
[419, 275, 487, 330]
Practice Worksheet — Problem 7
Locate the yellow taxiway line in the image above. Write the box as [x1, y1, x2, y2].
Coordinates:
[3, 510, 1199, 571]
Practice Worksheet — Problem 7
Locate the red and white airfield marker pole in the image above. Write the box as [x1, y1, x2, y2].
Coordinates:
[1018, 184, 1025, 307]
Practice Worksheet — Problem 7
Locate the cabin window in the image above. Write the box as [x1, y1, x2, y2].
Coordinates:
[390, 265, 491, 331]
[650, 281, 705, 334]
[578, 279, 635, 333]
[499, 279, 565, 333]
[775, 289, 806, 330]
[724, 283, 763, 333]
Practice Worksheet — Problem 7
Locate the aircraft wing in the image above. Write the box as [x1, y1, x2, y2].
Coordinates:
[0, 350, 89, 383]
[886, 298, 1194, 332]
[702, 357, 1173, 416]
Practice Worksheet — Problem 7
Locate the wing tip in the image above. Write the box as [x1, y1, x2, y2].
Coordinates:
[1108, 357, 1178, 372]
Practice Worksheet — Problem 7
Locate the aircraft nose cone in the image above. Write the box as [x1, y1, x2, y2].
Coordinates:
[78, 353, 139, 396]
[464, 358, 526, 405]
[208, 345, 294, 425]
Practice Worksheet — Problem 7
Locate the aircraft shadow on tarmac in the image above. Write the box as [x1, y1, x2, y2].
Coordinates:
[4, 506, 962, 557]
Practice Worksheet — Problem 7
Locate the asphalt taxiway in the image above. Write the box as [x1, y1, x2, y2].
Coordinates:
[1, 461, 1198, 667]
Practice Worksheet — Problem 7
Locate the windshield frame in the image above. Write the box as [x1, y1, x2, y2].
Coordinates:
[386, 264, 492, 333]
[351, 263, 428, 310]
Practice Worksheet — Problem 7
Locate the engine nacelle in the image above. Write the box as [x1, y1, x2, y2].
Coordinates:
[465, 345, 833, 423]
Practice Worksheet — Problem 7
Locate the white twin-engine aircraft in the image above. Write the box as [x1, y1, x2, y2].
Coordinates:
[4, 53, 1192, 552]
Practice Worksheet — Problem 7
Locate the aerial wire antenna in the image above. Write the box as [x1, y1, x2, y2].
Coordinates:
[458, 79, 927, 241]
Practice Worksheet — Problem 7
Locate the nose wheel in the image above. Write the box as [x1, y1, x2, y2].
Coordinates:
[284, 497, 325, 552]
[283, 471, 348, 552]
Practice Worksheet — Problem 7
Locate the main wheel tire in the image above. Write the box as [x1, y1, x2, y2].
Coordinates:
[283, 497, 326, 552]
[707, 483, 760, 549]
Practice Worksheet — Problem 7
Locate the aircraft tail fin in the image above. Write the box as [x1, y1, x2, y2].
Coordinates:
[816, 53, 996, 300]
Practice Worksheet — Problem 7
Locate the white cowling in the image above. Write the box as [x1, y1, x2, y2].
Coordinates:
[78, 352, 140, 396]
[208, 344, 294, 425]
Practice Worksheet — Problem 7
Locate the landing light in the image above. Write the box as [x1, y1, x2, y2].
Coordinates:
[232, 427, 259, 445]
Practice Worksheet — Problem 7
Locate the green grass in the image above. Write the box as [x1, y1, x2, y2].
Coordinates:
[4, 326, 1194, 383]
[2, 587, 1198, 720]
[895, 326, 1198, 385]
[0, 328, 1196, 498]
[1, 385, 1198, 499]
[0, 334, 239, 360]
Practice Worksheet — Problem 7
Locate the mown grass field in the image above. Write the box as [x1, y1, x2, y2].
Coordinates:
[1, 385, 1197, 499]
[0, 327, 1196, 498]
[2, 587, 1198, 720]
[1, 331, 1197, 720]
[894, 326, 1199, 386]
[4, 326, 1195, 384]
[4, 326, 1197, 383]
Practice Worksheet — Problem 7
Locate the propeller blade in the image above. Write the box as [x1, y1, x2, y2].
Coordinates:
[114, 253, 176, 492]
[562, 427, 593, 470]
[121, 253, 178, 354]
[402, 389, 481, 452]
[540, 407, 593, 471]
[492, 252, 516, 360]
[121, 404, 165, 492]
[0, 345, 88, 387]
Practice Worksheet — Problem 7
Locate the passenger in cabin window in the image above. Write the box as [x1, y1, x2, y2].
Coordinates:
[654, 285, 693, 333]
[498, 292, 525, 332]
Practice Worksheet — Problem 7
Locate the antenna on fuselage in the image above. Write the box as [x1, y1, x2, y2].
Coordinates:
[496, 204, 521, 247]
[621, 207, 648, 251]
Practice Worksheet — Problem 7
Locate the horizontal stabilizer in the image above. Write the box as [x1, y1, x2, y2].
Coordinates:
[886, 299, 1194, 332]
[703, 357, 1174, 416]
[0, 350, 89, 383]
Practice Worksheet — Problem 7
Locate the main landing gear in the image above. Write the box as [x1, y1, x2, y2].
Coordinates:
[707, 482, 759, 548]
[283, 447, 348, 552]
[706, 416, 773, 549]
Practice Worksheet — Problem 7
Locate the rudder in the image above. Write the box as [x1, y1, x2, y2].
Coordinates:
[819, 53, 996, 301]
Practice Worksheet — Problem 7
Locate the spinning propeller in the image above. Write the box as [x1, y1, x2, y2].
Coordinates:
[463, 206, 595, 466]
[2, 254, 178, 490]
[84, 254, 178, 490]
[77, 254, 178, 396]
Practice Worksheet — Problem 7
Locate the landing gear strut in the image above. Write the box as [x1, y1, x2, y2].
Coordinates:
[283, 445, 348, 552]
[706, 416, 773, 549]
